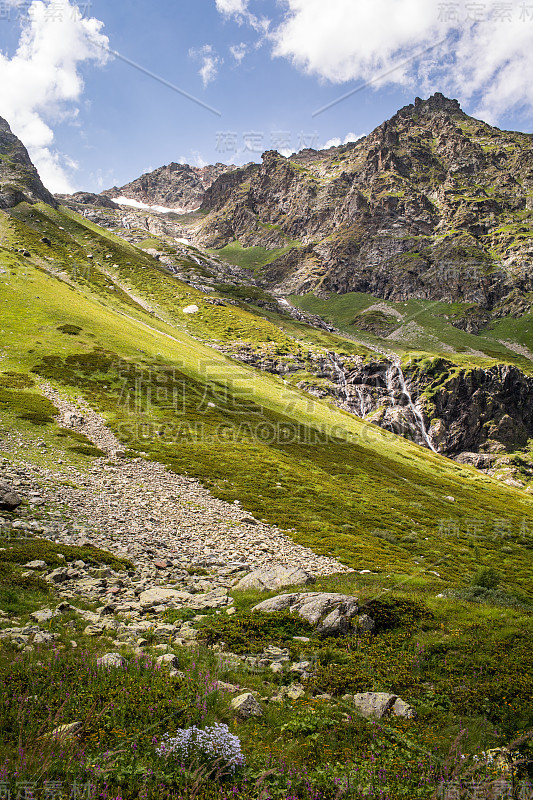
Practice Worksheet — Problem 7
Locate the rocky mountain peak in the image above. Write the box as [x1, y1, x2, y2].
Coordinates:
[414, 92, 463, 115]
[193, 94, 533, 318]
[0, 116, 57, 209]
[101, 160, 237, 212]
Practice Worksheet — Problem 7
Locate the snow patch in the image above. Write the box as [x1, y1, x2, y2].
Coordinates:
[112, 197, 198, 214]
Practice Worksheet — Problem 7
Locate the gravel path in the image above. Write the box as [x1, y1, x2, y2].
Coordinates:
[21, 384, 350, 578]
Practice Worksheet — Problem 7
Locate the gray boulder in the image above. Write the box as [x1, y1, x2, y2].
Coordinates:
[346, 692, 416, 720]
[46, 568, 69, 584]
[31, 609, 55, 624]
[97, 652, 126, 669]
[391, 698, 417, 719]
[156, 653, 180, 670]
[0, 482, 22, 511]
[253, 592, 373, 636]
[236, 566, 315, 592]
[352, 692, 398, 719]
[231, 692, 263, 719]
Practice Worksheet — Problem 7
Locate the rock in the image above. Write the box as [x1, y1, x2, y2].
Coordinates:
[216, 680, 241, 693]
[46, 568, 69, 584]
[183, 305, 199, 314]
[286, 683, 305, 700]
[139, 587, 193, 609]
[33, 631, 56, 644]
[290, 661, 311, 675]
[156, 653, 180, 670]
[231, 692, 263, 719]
[25, 560, 47, 570]
[236, 566, 315, 592]
[63, 411, 85, 427]
[351, 692, 398, 719]
[47, 721, 82, 740]
[97, 652, 126, 669]
[253, 592, 369, 636]
[391, 698, 417, 719]
[31, 609, 55, 624]
[0, 482, 22, 511]
[84, 624, 104, 636]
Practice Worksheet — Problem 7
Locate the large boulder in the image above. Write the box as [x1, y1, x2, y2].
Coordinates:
[236, 566, 315, 592]
[0, 482, 22, 511]
[97, 652, 126, 669]
[139, 587, 194, 610]
[252, 592, 374, 636]
[231, 692, 263, 719]
[345, 692, 416, 720]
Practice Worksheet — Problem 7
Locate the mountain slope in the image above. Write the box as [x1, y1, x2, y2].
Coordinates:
[101, 161, 237, 211]
[1, 199, 533, 596]
[191, 93, 533, 330]
[0, 116, 57, 209]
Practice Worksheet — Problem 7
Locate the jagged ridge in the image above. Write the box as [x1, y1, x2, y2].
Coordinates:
[0, 117, 57, 209]
[192, 93, 533, 325]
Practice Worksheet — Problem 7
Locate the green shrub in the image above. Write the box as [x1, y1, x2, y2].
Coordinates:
[0, 372, 35, 389]
[471, 566, 501, 589]
[361, 596, 432, 632]
[0, 387, 57, 425]
[0, 537, 133, 572]
[57, 324, 82, 335]
[198, 611, 314, 654]
[68, 444, 105, 457]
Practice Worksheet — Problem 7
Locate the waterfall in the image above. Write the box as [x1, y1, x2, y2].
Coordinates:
[327, 353, 371, 419]
[385, 362, 437, 452]
[353, 386, 370, 418]
[328, 353, 349, 402]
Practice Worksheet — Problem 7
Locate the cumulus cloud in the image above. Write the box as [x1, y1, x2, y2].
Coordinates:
[324, 131, 364, 149]
[0, 0, 109, 193]
[221, 0, 533, 123]
[189, 44, 222, 87]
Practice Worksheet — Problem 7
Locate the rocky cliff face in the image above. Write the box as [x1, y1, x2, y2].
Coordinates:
[194, 93, 533, 321]
[101, 162, 237, 211]
[0, 117, 57, 209]
[215, 339, 533, 486]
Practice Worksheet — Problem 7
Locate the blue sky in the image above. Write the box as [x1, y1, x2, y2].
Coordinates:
[1, 0, 533, 194]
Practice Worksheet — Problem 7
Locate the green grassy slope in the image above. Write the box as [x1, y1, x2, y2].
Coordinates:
[290, 292, 533, 373]
[1, 203, 533, 595]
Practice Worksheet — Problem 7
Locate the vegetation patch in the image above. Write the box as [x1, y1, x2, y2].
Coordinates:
[0, 386, 57, 425]
[198, 610, 315, 654]
[0, 535, 133, 572]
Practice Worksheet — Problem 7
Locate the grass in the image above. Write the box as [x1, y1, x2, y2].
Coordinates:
[1, 205, 533, 595]
[290, 291, 533, 372]
[0, 551, 531, 800]
[211, 240, 300, 273]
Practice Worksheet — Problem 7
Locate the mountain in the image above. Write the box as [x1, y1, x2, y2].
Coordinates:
[0, 116, 57, 209]
[101, 161, 237, 211]
[192, 93, 533, 330]
[1, 110, 533, 797]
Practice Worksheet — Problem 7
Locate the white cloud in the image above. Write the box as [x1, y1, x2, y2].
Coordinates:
[189, 44, 222, 87]
[247, 0, 533, 123]
[215, 0, 269, 34]
[215, 0, 249, 15]
[230, 42, 247, 64]
[0, 0, 109, 193]
[324, 131, 364, 149]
